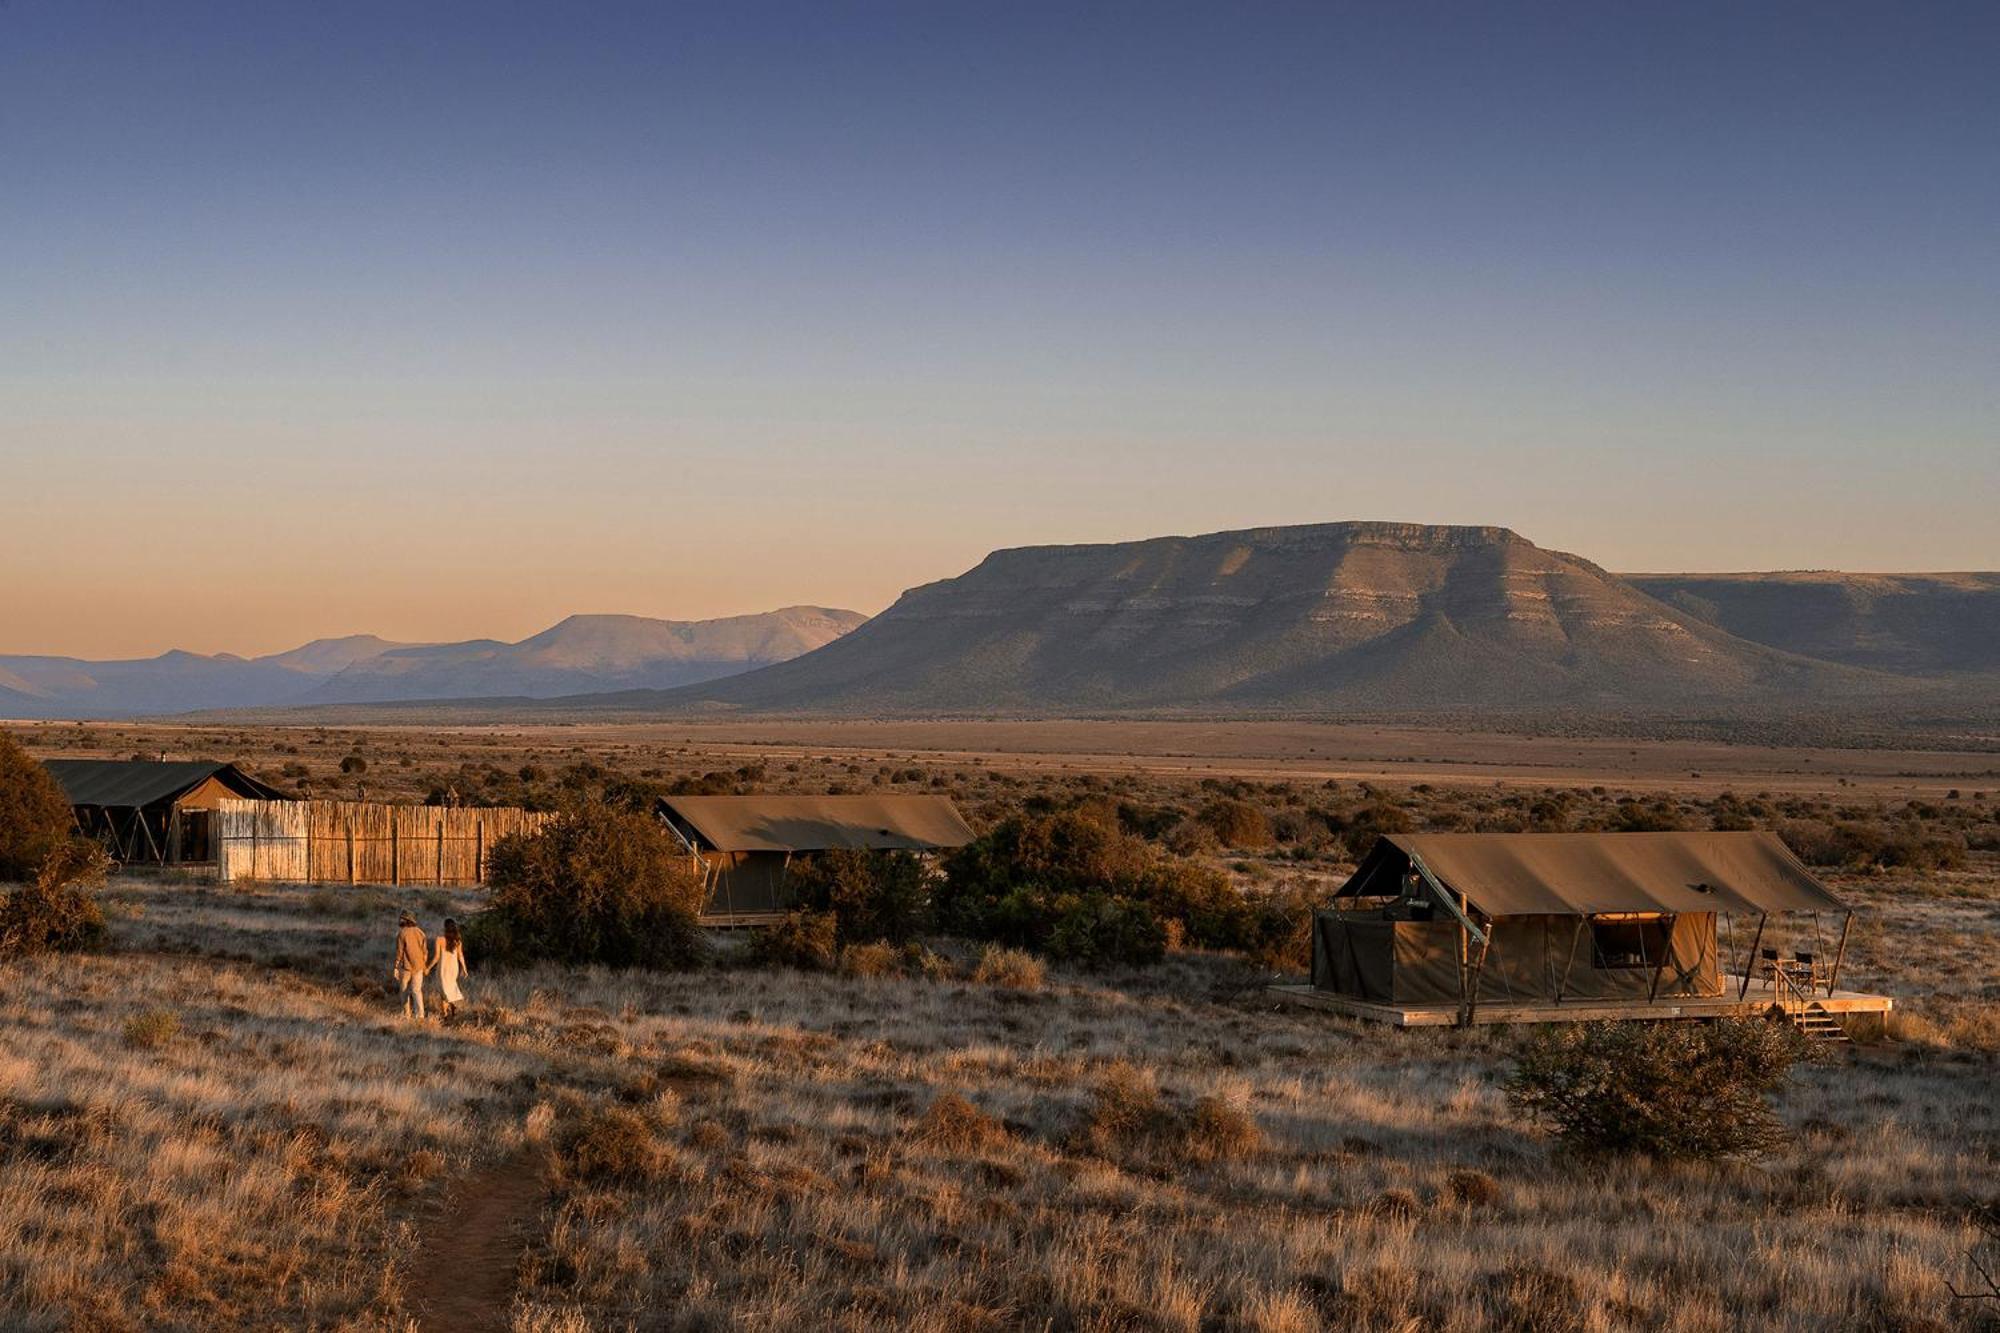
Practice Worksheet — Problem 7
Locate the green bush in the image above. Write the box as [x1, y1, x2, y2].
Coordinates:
[469, 804, 705, 969]
[1505, 1019, 1805, 1160]
[0, 839, 109, 960]
[1046, 891, 1167, 965]
[785, 847, 931, 944]
[0, 736, 73, 882]
[937, 811, 1251, 965]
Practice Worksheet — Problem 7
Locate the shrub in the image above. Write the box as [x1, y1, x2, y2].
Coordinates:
[0, 840, 110, 959]
[1338, 801, 1413, 859]
[1505, 1018, 1804, 1160]
[1046, 891, 1167, 965]
[1185, 1092, 1264, 1163]
[555, 1104, 677, 1185]
[938, 812, 1252, 964]
[1242, 878, 1325, 973]
[1365, 1187, 1422, 1220]
[749, 910, 839, 970]
[1446, 1168, 1503, 1208]
[1067, 1064, 1263, 1171]
[914, 1093, 1010, 1152]
[785, 848, 932, 945]
[122, 1009, 180, 1049]
[836, 940, 903, 978]
[1197, 798, 1272, 850]
[0, 736, 73, 882]
[970, 945, 1045, 990]
[470, 804, 706, 969]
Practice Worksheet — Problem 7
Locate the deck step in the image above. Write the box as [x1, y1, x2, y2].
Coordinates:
[1789, 1009, 1850, 1043]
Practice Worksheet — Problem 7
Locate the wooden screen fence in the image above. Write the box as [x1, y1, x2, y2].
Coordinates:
[215, 799, 551, 886]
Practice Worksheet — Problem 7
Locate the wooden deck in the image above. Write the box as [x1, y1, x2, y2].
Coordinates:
[1269, 974, 1894, 1029]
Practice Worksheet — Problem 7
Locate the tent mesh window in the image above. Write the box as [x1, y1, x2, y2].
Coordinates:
[1590, 914, 1671, 969]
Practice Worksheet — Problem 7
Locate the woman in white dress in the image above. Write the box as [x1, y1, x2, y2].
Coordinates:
[430, 918, 470, 1019]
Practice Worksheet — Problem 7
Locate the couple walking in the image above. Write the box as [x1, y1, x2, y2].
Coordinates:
[392, 912, 470, 1020]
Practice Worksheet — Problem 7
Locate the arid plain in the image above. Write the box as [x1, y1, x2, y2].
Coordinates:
[2, 718, 1997, 1330]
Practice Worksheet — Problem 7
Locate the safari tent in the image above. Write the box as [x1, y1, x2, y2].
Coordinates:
[44, 759, 288, 867]
[655, 793, 977, 924]
[1301, 831, 1881, 1030]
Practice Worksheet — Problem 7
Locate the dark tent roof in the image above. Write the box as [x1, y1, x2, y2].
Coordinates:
[41, 759, 286, 809]
[1336, 831, 1846, 917]
[657, 794, 976, 853]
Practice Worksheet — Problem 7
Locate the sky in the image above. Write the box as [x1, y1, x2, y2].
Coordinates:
[2, 1, 1996, 658]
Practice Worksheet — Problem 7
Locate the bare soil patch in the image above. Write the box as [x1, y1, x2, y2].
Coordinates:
[410, 1148, 546, 1332]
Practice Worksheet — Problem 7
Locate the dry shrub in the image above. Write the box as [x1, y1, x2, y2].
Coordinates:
[554, 1104, 677, 1185]
[1505, 1018, 1804, 1160]
[837, 940, 903, 978]
[1365, 1187, 1422, 1221]
[750, 910, 839, 970]
[971, 945, 1045, 990]
[1445, 1167, 1503, 1208]
[1197, 797, 1272, 849]
[1483, 1262, 1587, 1333]
[0, 736, 72, 881]
[1185, 1093, 1263, 1164]
[1068, 1064, 1261, 1171]
[0, 840, 109, 959]
[121, 1009, 179, 1050]
[914, 1093, 1011, 1153]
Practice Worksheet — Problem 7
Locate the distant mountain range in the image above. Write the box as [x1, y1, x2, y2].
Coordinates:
[8, 524, 1996, 723]
[1624, 572, 2000, 676]
[615, 523, 1935, 714]
[0, 608, 865, 718]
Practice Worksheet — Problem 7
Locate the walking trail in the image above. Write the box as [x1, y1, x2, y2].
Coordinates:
[411, 1148, 547, 1332]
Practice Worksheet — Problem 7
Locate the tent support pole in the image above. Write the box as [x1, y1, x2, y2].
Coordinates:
[1826, 912, 1852, 996]
[1648, 913, 1678, 1002]
[1738, 913, 1768, 1001]
[1460, 918, 1493, 1028]
[1555, 917, 1585, 1004]
[1407, 852, 1487, 946]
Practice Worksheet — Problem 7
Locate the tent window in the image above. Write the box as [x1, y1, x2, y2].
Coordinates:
[1591, 915, 1671, 970]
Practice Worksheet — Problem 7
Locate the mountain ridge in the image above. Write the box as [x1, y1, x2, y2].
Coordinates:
[0, 607, 866, 718]
[599, 522, 1915, 716]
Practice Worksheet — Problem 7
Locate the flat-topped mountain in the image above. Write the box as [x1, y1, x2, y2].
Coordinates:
[1625, 572, 2000, 676]
[0, 608, 864, 718]
[637, 523, 1886, 714]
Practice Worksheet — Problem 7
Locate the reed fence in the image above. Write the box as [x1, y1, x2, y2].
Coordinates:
[215, 799, 551, 886]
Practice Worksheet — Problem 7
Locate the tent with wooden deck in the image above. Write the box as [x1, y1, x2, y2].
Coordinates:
[44, 759, 288, 866]
[1306, 831, 1862, 1027]
[655, 794, 977, 923]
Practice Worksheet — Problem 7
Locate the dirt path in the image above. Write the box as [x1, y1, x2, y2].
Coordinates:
[410, 1149, 546, 1332]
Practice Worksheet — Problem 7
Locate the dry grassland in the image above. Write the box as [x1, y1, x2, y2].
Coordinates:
[3, 723, 1999, 1329]
[0, 852, 1995, 1331]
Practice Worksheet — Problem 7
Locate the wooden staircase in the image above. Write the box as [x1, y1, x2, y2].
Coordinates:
[1769, 963, 1850, 1044]
[1788, 1002, 1850, 1044]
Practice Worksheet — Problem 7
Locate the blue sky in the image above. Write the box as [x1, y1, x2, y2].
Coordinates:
[3, 1, 1996, 655]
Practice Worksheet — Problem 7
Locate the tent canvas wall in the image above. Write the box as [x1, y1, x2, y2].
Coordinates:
[1313, 831, 1846, 1015]
[655, 794, 977, 919]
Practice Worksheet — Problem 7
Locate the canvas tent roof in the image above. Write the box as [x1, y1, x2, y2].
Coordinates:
[41, 759, 286, 809]
[1337, 831, 1846, 917]
[657, 794, 977, 854]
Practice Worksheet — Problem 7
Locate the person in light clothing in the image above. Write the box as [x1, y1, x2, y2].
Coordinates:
[392, 912, 431, 1019]
[430, 917, 470, 1019]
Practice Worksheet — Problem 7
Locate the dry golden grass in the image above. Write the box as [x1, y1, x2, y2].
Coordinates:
[0, 858, 1992, 1331]
[3, 717, 1999, 1330]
